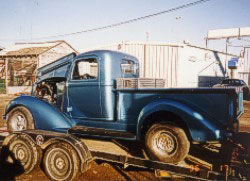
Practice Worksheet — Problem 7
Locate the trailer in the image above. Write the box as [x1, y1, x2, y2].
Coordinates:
[0, 130, 249, 181]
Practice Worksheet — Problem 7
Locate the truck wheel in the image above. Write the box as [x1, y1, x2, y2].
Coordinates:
[145, 123, 190, 164]
[6, 134, 42, 174]
[43, 142, 80, 181]
[7, 106, 34, 132]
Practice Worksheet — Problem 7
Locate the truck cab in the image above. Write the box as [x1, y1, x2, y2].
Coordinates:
[65, 50, 139, 122]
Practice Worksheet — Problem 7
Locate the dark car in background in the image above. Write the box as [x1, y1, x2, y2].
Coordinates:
[213, 79, 249, 99]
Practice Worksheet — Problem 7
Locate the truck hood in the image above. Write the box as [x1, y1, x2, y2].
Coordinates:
[36, 53, 76, 83]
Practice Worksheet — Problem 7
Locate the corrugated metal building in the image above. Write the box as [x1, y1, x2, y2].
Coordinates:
[239, 47, 250, 85]
[0, 41, 78, 94]
[88, 41, 240, 88]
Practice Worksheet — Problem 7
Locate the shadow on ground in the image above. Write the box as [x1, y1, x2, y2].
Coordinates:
[0, 145, 24, 180]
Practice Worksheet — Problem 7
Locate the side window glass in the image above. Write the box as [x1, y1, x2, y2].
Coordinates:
[121, 60, 139, 74]
[72, 58, 98, 80]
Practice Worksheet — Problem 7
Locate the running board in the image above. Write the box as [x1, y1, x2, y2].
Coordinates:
[68, 126, 135, 139]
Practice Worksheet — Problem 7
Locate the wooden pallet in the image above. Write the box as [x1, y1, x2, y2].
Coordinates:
[116, 78, 165, 89]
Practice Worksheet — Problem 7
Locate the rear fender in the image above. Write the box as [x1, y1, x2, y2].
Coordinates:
[137, 99, 221, 142]
[5, 95, 73, 132]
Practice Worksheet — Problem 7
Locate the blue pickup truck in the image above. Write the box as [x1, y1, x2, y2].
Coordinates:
[4, 50, 243, 164]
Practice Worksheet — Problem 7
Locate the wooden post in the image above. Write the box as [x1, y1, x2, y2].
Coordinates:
[4, 58, 8, 95]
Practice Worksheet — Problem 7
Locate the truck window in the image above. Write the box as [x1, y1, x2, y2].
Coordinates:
[72, 58, 98, 80]
[121, 60, 138, 74]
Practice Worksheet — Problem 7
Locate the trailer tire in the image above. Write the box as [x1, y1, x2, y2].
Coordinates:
[6, 134, 42, 174]
[43, 142, 81, 181]
[7, 106, 34, 132]
[145, 123, 190, 164]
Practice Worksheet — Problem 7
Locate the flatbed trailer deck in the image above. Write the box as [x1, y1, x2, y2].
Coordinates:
[0, 130, 249, 180]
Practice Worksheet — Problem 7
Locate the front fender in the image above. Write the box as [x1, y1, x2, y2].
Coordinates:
[5, 95, 73, 132]
[137, 99, 222, 142]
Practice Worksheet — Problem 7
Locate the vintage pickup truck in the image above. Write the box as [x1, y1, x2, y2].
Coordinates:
[4, 50, 243, 164]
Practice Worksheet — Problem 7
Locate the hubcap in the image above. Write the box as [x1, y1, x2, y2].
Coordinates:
[157, 133, 175, 152]
[12, 143, 29, 166]
[17, 148, 25, 160]
[11, 113, 27, 131]
[46, 148, 72, 180]
[153, 131, 177, 155]
[55, 157, 65, 170]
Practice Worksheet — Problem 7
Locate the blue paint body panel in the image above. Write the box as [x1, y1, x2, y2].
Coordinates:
[5, 50, 243, 143]
[6, 96, 74, 132]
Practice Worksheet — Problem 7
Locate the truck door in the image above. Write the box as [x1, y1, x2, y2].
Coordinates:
[67, 57, 102, 120]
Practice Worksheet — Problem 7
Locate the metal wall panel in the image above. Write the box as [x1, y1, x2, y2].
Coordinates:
[96, 43, 179, 87]
[240, 48, 250, 84]
[91, 42, 240, 87]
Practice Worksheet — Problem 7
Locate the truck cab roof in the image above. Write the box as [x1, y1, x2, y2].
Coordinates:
[77, 49, 138, 64]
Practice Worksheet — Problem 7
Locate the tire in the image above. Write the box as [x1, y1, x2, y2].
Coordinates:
[6, 134, 42, 174]
[43, 142, 81, 181]
[7, 106, 34, 132]
[243, 87, 249, 100]
[145, 123, 190, 164]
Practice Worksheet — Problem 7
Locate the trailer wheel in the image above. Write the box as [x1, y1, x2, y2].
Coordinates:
[43, 142, 80, 181]
[7, 106, 34, 132]
[6, 134, 42, 174]
[145, 123, 190, 164]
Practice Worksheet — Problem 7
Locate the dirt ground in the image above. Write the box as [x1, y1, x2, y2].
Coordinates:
[13, 161, 161, 181]
[0, 95, 250, 180]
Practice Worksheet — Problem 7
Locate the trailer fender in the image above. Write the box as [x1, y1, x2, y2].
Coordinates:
[5, 95, 73, 132]
[41, 135, 92, 173]
[137, 99, 221, 142]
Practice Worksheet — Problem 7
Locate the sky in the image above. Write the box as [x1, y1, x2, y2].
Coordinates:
[0, 0, 250, 53]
